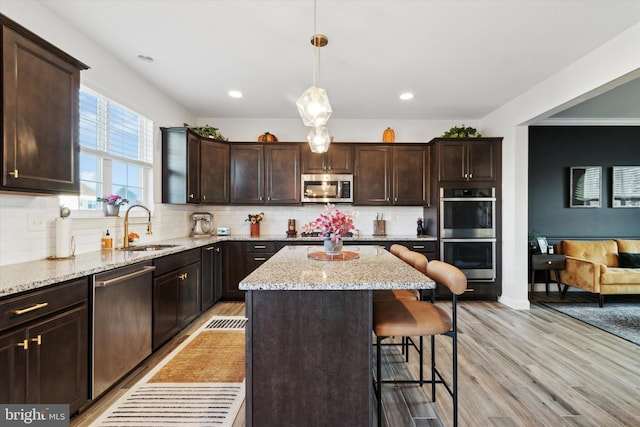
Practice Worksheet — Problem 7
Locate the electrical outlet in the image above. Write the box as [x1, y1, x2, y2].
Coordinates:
[27, 214, 45, 231]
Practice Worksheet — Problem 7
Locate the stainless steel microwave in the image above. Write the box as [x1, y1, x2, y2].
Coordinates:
[301, 174, 353, 203]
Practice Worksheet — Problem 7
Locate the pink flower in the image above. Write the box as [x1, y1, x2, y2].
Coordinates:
[303, 203, 358, 241]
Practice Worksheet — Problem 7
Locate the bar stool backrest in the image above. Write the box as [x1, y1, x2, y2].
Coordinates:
[424, 260, 467, 295]
[390, 244, 409, 257]
[400, 250, 426, 268]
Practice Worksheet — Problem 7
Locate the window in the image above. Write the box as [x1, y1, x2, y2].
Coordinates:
[60, 87, 154, 211]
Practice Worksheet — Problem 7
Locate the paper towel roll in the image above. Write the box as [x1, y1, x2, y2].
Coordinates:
[56, 217, 73, 258]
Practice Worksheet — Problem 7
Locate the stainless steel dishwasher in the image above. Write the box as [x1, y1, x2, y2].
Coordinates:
[92, 261, 155, 398]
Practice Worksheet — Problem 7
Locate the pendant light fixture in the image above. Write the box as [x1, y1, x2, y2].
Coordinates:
[297, 0, 332, 153]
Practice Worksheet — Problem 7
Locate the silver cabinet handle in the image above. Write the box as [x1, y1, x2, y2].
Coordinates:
[254, 257, 266, 261]
[254, 245, 266, 249]
[95, 266, 156, 288]
[205, 246, 215, 251]
[412, 245, 425, 249]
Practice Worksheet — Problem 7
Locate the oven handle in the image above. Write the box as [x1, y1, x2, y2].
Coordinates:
[440, 197, 496, 202]
[440, 238, 496, 243]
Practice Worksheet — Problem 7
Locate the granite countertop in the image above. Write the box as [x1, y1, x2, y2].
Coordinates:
[0, 234, 436, 298]
[239, 245, 435, 291]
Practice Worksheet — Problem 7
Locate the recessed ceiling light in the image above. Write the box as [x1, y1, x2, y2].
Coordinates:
[399, 92, 414, 100]
[228, 90, 243, 98]
[137, 54, 154, 63]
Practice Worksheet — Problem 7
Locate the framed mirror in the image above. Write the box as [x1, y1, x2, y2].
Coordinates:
[612, 166, 640, 208]
[570, 166, 601, 208]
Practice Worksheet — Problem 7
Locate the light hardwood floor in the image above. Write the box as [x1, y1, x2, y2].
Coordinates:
[72, 295, 640, 426]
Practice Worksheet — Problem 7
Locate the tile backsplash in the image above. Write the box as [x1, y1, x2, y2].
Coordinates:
[0, 193, 424, 266]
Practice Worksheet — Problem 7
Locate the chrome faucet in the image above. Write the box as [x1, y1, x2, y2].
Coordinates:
[123, 204, 153, 248]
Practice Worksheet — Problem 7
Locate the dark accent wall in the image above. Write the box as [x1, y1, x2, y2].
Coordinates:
[528, 126, 640, 241]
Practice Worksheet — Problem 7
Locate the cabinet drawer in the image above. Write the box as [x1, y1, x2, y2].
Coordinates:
[531, 254, 566, 270]
[245, 242, 277, 253]
[153, 248, 200, 276]
[406, 241, 437, 253]
[0, 278, 88, 331]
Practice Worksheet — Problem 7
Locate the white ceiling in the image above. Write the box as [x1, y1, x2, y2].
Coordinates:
[38, 0, 640, 121]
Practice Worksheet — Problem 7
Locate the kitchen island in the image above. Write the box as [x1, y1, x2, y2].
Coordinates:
[239, 245, 435, 427]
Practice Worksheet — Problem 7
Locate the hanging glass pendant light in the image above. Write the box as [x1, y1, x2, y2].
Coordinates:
[298, 1, 332, 152]
[307, 126, 331, 153]
[297, 85, 332, 127]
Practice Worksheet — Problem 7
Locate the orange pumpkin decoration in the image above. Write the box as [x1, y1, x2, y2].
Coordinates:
[258, 132, 278, 142]
[382, 127, 395, 143]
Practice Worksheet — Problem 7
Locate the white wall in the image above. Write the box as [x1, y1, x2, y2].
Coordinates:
[481, 22, 640, 309]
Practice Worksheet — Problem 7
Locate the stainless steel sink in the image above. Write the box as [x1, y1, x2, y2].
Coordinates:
[117, 244, 181, 252]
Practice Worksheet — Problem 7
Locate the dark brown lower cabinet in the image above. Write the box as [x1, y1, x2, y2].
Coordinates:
[153, 249, 201, 349]
[201, 243, 223, 311]
[222, 241, 276, 300]
[0, 278, 88, 414]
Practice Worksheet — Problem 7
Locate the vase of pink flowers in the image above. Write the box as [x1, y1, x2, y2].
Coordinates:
[303, 203, 357, 255]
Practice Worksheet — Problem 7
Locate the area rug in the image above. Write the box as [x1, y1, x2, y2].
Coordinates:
[93, 315, 247, 426]
[542, 300, 640, 346]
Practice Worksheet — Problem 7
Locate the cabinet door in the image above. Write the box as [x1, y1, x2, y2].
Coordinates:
[180, 262, 201, 328]
[230, 145, 264, 204]
[0, 329, 26, 404]
[213, 244, 224, 303]
[162, 128, 201, 204]
[153, 274, 180, 350]
[2, 26, 82, 194]
[301, 144, 352, 173]
[27, 305, 88, 414]
[438, 140, 466, 182]
[325, 144, 353, 173]
[201, 245, 216, 311]
[467, 140, 496, 181]
[265, 145, 300, 204]
[300, 144, 326, 173]
[223, 241, 245, 300]
[201, 139, 229, 204]
[393, 146, 429, 205]
[187, 132, 201, 202]
[354, 146, 392, 205]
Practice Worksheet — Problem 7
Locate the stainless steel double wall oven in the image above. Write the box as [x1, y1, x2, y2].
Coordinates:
[440, 187, 496, 281]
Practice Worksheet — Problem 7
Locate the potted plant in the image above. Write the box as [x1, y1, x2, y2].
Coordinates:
[441, 125, 481, 138]
[97, 194, 129, 216]
[245, 212, 265, 237]
[184, 123, 228, 141]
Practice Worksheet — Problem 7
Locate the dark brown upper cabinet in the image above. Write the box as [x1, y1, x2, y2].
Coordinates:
[1, 14, 89, 194]
[393, 145, 430, 205]
[353, 145, 392, 205]
[161, 127, 229, 204]
[301, 143, 353, 174]
[230, 143, 300, 205]
[353, 144, 429, 206]
[433, 138, 499, 182]
[200, 138, 229, 204]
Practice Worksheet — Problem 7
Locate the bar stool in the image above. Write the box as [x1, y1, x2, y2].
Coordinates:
[389, 243, 409, 257]
[374, 246, 422, 302]
[373, 260, 467, 427]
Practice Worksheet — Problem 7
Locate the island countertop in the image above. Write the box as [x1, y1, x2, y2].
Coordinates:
[239, 245, 435, 291]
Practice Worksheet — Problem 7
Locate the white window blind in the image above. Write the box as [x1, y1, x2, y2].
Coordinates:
[61, 87, 154, 210]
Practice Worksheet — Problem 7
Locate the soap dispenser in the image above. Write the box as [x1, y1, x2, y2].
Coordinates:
[102, 229, 113, 249]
